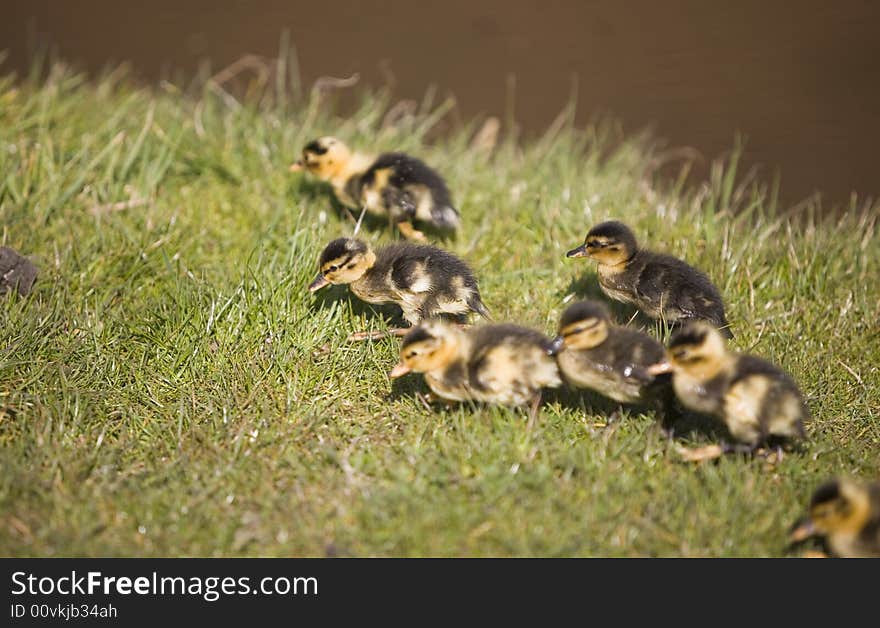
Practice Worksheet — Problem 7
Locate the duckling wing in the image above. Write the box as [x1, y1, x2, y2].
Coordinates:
[389, 250, 434, 294]
[609, 329, 667, 385]
[467, 326, 560, 404]
[730, 355, 808, 441]
[374, 152, 458, 229]
[635, 254, 726, 323]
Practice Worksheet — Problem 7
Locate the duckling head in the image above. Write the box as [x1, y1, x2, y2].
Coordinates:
[648, 321, 727, 378]
[549, 300, 611, 355]
[289, 136, 351, 181]
[389, 319, 464, 378]
[308, 238, 376, 292]
[790, 478, 872, 543]
[567, 220, 637, 266]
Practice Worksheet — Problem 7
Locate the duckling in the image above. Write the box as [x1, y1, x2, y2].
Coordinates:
[291, 138, 460, 241]
[289, 136, 375, 209]
[566, 220, 733, 338]
[389, 319, 562, 420]
[548, 300, 670, 408]
[359, 152, 460, 241]
[647, 322, 808, 450]
[308, 237, 490, 339]
[0, 247, 38, 297]
[789, 478, 880, 558]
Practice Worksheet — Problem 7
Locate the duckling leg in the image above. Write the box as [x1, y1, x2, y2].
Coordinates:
[720, 441, 761, 456]
[396, 221, 427, 242]
[347, 328, 410, 342]
[526, 392, 542, 430]
[675, 443, 725, 463]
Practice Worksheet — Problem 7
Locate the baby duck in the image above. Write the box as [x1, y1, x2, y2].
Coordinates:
[308, 237, 490, 338]
[291, 137, 460, 241]
[549, 300, 669, 406]
[648, 322, 808, 449]
[566, 220, 733, 338]
[389, 319, 562, 419]
[790, 478, 880, 558]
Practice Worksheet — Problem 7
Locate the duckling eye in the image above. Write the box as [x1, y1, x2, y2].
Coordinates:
[327, 264, 340, 273]
[405, 351, 417, 360]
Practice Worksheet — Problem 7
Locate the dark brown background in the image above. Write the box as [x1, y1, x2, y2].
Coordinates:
[4, 0, 879, 207]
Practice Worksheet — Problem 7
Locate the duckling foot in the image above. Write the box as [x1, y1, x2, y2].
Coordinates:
[347, 328, 410, 342]
[675, 443, 725, 463]
[397, 221, 427, 241]
[800, 550, 829, 559]
[526, 393, 542, 431]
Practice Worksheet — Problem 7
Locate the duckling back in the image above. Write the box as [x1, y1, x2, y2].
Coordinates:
[558, 327, 666, 405]
[466, 324, 562, 406]
[723, 354, 808, 445]
[630, 250, 732, 337]
[353, 242, 488, 324]
[361, 152, 461, 231]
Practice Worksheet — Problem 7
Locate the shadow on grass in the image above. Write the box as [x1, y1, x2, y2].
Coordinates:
[308, 284, 407, 326]
[545, 381, 731, 443]
[560, 272, 669, 333]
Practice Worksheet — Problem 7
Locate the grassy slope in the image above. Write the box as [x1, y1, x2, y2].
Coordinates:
[1, 63, 878, 557]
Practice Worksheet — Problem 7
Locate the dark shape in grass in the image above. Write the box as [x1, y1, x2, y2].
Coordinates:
[293, 177, 457, 242]
[0, 247, 38, 297]
[562, 272, 642, 325]
[308, 283, 407, 327]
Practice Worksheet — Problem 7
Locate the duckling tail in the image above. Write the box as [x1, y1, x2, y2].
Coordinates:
[432, 205, 461, 230]
[469, 295, 492, 320]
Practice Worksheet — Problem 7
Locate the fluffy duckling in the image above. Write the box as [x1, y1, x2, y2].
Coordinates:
[0, 247, 38, 297]
[290, 136, 375, 209]
[359, 152, 460, 241]
[291, 137, 460, 241]
[549, 300, 669, 407]
[566, 220, 733, 338]
[648, 322, 808, 449]
[389, 319, 562, 418]
[308, 238, 490, 339]
[790, 478, 880, 558]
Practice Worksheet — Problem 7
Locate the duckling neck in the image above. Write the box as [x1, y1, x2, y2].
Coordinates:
[330, 152, 374, 188]
[348, 250, 379, 297]
[692, 353, 732, 382]
[836, 489, 872, 535]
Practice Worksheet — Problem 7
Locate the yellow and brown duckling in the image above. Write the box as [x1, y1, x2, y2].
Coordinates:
[789, 478, 880, 558]
[291, 137, 460, 241]
[648, 322, 808, 453]
[566, 220, 733, 338]
[308, 238, 490, 339]
[390, 319, 562, 419]
[549, 300, 670, 408]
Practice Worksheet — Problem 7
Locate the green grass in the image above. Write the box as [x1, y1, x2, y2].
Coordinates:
[1, 59, 878, 557]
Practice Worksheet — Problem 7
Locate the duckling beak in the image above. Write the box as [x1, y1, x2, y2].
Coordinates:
[547, 335, 566, 356]
[308, 273, 330, 292]
[566, 243, 589, 258]
[646, 361, 674, 376]
[389, 362, 411, 379]
[789, 518, 816, 543]
[289, 160, 304, 172]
